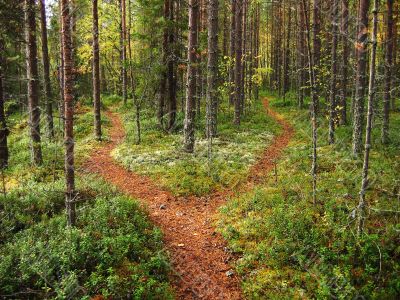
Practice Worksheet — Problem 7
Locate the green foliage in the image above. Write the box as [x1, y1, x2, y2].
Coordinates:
[217, 95, 400, 299]
[0, 196, 173, 299]
[113, 101, 280, 196]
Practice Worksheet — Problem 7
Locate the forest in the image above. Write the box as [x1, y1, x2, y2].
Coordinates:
[0, 0, 399, 299]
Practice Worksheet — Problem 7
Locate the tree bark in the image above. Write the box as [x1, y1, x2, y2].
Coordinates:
[39, 0, 54, 140]
[328, 0, 339, 144]
[234, 0, 243, 125]
[382, 0, 394, 144]
[358, 0, 378, 236]
[184, 0, 199, 152]
[61, 0, 76, 226]
[167, 0, 177, 131]
[302, 0, 318, 204]
[312, 0, 321, 112]
[352, 0, 370, 156]
[206, 0, 219, 138]
[121, 0, 127, 105]
[229, 0, 236, 105]
[0, 40, 9, 169]
[92, 0, 102, 140]
[339, 0, 349, 125]
[25, 0, 43, 166]
[159, 0, 170, 128]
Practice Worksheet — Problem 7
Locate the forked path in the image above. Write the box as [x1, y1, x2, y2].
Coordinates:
[83, 98, 294, 299]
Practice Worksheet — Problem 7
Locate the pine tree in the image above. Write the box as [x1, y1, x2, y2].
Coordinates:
[184, 0, 199, 152]
[92, 0, 102, 140]
[61, 0, 76, 226]
[25, 0, 43, 166]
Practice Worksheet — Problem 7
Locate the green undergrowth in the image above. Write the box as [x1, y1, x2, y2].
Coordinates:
[0, 96, 173, 299]
[112, 100, 281, 196]
[217, 92, 400, 299]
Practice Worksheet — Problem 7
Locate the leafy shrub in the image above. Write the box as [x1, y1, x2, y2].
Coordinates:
[0, 196, 173, 299]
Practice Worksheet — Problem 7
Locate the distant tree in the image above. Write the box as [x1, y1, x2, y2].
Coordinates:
[92, 0, 102, 140]
[121, 0, 127, 105]
[0, 40, 8, 169]
[234, 0, 243, 125]
[328, 0, 339, 144]
[39, 0, 54, 139]
[339, 0, 349, 125]
[302, 0, 318, 204]
[184, 0, 199, 152]
[61, 0, 76, 226]
[25, 0, 43, 166]
[206, 0, 219, 138]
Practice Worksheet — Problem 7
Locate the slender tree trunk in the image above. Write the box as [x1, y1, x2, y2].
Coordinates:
[382, 0, 394, 144]
[358, 0, 378, 236]
[92, 0, 101, 140]
[206, 0, 219, 138]
[329, 0, 339, 144]
[184, 0, 199, 152]
[302, 0, 318, 204]
[0, 40, 9, 169]
[283, 2, 291, 97]
[159, 0, 170, 128]
[339, 0, 349, 125]
[58, 0, 65, 129]
[297, 1, 306, 108]
[39, 0, 54, 139]
[229, 0, 236, 105]
[121, 0, 127, 105]
[352, 0, 370, 156]
[61, 0, 76, 226]
[312, 0, 321, 112]
[25, 0, 43, 166]
[234, 0, 243, 125]
[167, 0, 177, 131]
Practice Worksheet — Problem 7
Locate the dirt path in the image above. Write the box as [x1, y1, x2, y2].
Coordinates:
[83, 98, 294, 299]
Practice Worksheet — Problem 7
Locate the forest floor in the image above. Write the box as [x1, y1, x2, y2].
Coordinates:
[83, 98, 294, 299]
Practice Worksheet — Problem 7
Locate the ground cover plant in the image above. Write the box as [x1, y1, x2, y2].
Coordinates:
[217, 94, 400, 299]
[112, 100, 281, 196]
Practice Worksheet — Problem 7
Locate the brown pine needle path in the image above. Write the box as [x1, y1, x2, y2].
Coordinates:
[83, 98, 294, 299]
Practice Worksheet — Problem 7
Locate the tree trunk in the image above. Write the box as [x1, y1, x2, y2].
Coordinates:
[206, 0, 219, 138]
[61, 0, 76, 226]
[358, 0, 378, 236]
[312, 0, 321, 112]
[382, 0, 394, 144]
[328, 0, 339, 144]
[352, 0, 370, 156]
[25, 0, 43, 166]
[339, 0, 349, 125]
[121, 0, 127, 105]
[92, 0, 102, 140]
[297, 1, 306, 108]
[39, 0, 54, 140]
[184, 0, 199, 152]
[0, 40, 9, 169]
[302, 0, 318, 204]
[159, 0, 170, 128]
[283, 2, 291, 97]
[167, 0, 177, 131]
[234, 0, 243, 125]
[229, 0, 235, 105]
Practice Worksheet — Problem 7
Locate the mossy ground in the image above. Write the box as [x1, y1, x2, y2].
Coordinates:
[217, 91, 400, 299]
[0, 95, 173, 299]
[112, 100, 281, 196]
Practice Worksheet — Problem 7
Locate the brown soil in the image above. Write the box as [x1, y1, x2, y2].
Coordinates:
[83, 98, 294, 299]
